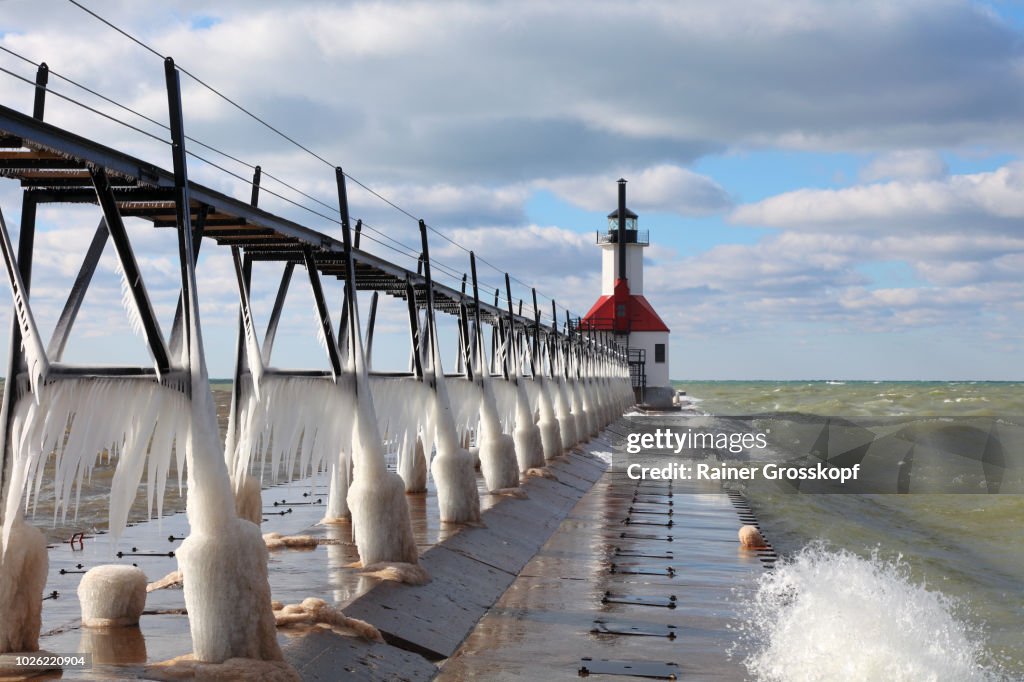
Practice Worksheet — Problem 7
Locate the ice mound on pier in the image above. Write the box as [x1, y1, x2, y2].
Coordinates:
[0, 519, 47, 652]
[425, 350, 481, 524]
[177, 518, 280, 662]
[347, 388, 419, 567]
[273, 597, 382, 641]
[535, 378, 563, 460]
[78, 564, 147, 627]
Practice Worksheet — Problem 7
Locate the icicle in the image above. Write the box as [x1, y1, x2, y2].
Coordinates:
[2, 378, 190, 551]
[0, 206, 49, 404]
[231, 376, 355, 491]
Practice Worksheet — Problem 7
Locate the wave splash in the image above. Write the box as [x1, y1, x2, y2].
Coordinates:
[738, 543, 1005, 682]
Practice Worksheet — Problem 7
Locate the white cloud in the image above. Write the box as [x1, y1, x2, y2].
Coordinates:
[860, 149, 948, 182]
[731, 163, 1024, 232]
[540, 165, 731, 216]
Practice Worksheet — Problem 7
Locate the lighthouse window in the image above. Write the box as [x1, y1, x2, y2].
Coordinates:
[655, 343, 666, 363]
[616, 303, 626, 318]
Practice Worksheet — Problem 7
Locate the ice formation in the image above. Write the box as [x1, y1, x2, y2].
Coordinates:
[144, 655, 300, 682]
[738, 525, 767, 549]
[358, 561, 431, 585]
[0, 519, 47, 652]
[176, 245, 281, 664]
[233, 474, 262, 526]
[2, 378, 190, 549]
[471, 328, 519, 491]
[534, 375, 563, 461]
[344, 295, 421, 569]
[425, 330, 481, 524]
[272, 597, 382, 641]
[501, 329, 544, 472]
[229, 376, 354, 493]
[262, 532, 319, 551]
[553, 369, 578, 451]
[346, 385, 419, 566]
[368, 377, 429, 492]
[78, 564, 148, 627]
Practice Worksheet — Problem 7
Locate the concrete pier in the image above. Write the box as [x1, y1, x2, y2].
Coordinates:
[18, 417, 767, 681]
[438, 450, 769, 680]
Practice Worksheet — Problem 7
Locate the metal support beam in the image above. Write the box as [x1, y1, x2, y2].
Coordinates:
[262, 262, 294, 364]
[365, 291, 378, 371]
[90, 166, 171, 376]
[167, 205, 209, 358]
[303, 247, 343, 381]
[227, 165, 262, 455]
[417, 219, 440, 389]
[458, 302, 473, 381]
[165, 57, 200, 378]
[499, 273, 515, 381]
[46, 219, 108, 361]
[405, 278, 424, 381]
[336, 167, 360, 383]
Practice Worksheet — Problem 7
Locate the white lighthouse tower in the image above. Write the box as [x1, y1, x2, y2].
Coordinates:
[581, 179, 672, 406]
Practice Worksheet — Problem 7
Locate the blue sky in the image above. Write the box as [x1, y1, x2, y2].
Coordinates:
[1, 0, 1024, 380]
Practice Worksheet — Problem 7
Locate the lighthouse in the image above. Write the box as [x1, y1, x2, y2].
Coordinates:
[581, 179, 672, 406]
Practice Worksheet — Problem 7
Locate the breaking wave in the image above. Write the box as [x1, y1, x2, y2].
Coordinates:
[738, 543, 1007, 682]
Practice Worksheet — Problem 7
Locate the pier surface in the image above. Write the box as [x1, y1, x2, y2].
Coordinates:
[22, 418, 766, 681]
[438, 436, 767, 680]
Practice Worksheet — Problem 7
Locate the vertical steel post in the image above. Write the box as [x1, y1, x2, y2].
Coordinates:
[32, 63, 48, 122]
[365, 291, 378, 371]
[336, 167, 360, 381]
[405, 278, 424, 381]
[227, 165, 261, 457]
[417, 220, 439, 389]
[165, 57, 198, 372]
[1, 67, 48, 515]
[470, 253, 484, 378]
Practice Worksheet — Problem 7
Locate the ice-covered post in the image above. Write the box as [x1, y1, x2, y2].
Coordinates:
[164, 57, 281, 663]
[466, 257, 518, 491]
[224, 166, 263, 526]
[0, 61, 50, 655]
[533, 289, 562, 460]
[420, 221, 480, 523]
[551, 300, 578, 450]
[503, 273, 543, 471]
[339, 168, 420, 567]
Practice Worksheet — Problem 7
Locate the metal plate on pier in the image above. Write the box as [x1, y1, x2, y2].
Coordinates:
[619, 532, 673, 542]
[578, 657, 680, 679]
[601, 592, 677, 609]
[591, 620, 678, 638]
[613, 548, 674, 560]
[609, 564, 676, 577]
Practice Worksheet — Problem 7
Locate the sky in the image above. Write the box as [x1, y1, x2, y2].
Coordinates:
[1, 0, 1023, 380]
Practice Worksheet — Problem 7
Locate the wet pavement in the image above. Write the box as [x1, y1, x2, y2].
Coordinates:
[19, 419, 770, 681]
[438, 461, 770, 680]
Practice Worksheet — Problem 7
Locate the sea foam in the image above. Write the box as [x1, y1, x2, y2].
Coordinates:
[739, 543, 1005, 682]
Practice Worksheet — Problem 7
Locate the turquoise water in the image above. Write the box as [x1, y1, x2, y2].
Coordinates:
[675, 380, 1024, 679]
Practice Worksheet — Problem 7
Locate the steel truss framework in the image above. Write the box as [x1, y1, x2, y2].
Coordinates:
[0, 59, 629, 516]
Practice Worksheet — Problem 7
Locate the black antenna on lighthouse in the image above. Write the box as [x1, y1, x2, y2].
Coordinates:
[617, 178, 627, 284]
